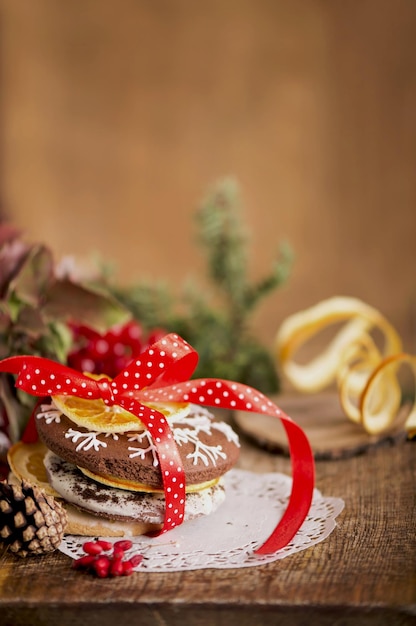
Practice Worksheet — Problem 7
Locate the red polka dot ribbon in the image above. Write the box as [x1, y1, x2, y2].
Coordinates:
[0, 333, 315, 554]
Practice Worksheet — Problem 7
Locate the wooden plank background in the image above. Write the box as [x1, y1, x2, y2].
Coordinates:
[1, 0, 415, 354]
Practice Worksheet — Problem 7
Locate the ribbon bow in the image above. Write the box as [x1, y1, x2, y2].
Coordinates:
[0, 333, 314, 554]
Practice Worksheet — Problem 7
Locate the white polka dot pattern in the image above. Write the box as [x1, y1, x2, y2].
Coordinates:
[0, 333, 315, 553]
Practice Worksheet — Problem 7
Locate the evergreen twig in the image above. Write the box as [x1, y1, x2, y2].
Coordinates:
[112, 179, 293, 393]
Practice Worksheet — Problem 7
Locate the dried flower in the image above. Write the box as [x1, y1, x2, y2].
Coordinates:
[0, 225, 130, 446]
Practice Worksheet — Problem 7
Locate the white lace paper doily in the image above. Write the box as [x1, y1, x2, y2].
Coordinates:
[59, 469, 344, 572]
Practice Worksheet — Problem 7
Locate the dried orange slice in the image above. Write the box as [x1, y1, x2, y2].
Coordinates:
[275, 296, 415, 435]
[7, 441, 60, 497]
[144, 401, 191, 421]
[52, 394, 191, 433]
[51, 371, 190, 432]
[51, 395, 142, 433]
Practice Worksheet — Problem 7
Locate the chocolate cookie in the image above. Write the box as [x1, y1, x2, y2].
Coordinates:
[44, 451, 226, 524]
[35, 402, 240, 489]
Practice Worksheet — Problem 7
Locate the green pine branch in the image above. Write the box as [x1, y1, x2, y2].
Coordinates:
[112, 178, 293, 393]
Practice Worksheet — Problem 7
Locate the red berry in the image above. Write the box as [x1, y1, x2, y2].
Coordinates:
[70, 323, 99, 342]
[69, 320, 147, 378]
[82, 540, 103, 555]
[120, 321, 143, 343]
[93, 556, 111, 578]
[122, 561, 134, 576]
[96, 540, 113, 551]
[127, 554, 143, 568]
[112, 547, 125, 560]
[72, 554, 96, 570]
[114, 540, 133, 551]
[109, 558, 124, 577]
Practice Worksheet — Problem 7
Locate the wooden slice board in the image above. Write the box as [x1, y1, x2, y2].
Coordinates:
[232, 392, 408, 460]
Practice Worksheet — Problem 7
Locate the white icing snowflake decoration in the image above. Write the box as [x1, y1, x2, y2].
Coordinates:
[128, 432, 159, 466]
[36, 402, 62, 425]
[65, 428, 108, 452]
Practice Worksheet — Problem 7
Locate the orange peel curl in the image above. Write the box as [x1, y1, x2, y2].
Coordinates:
[275, 296, 415, 436]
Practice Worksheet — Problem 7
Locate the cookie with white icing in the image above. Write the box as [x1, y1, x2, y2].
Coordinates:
[35, 403, 240, 489]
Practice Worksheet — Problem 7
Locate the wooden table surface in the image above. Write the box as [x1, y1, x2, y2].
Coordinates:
[0, 419, 415, 626]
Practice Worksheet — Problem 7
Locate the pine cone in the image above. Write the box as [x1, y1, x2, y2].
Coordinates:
[0, 479, 67, 557]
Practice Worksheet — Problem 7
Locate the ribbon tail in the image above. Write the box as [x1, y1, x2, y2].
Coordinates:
[255, 418, 314, 554]
[139, 378, 316, 554]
